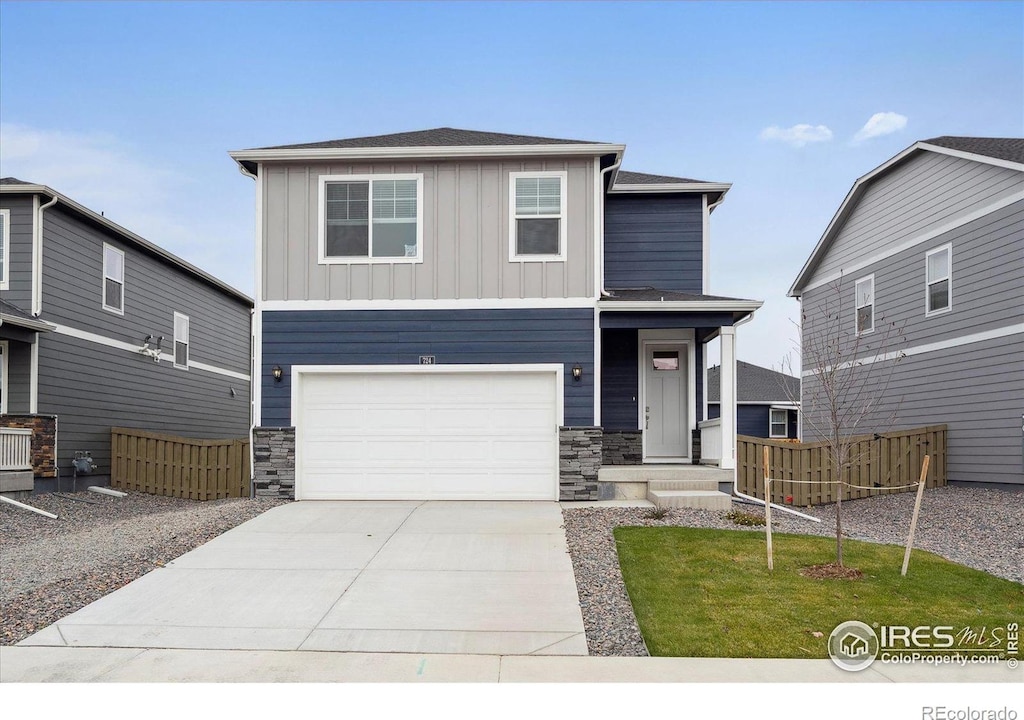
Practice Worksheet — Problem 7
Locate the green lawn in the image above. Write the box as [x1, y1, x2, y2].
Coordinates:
[614, 527, 1023, 658]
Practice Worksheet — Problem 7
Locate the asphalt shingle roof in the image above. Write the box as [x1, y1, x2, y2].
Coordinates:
[258, 127, 608, 151]
[922, 136, 1024, 164]
[0, 177, 33, 185]
[615, 170, 708, 184]
[707, 361, 800, 403]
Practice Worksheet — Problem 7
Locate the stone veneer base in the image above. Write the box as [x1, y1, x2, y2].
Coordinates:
[253, 427, 296, 499]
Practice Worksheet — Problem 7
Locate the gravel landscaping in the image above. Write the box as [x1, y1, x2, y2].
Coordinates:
[563, 485, 1024, 657]
[0, 492, 287, 646]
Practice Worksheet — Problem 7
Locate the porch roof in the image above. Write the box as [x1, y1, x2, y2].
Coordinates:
[0, 300, 56, 333]
[598, 288, 762, 327]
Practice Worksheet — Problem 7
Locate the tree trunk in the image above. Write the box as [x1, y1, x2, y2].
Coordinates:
[836, 494, 844, 566]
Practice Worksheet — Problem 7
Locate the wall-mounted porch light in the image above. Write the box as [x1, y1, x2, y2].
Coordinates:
[572, 364, 583, 382]
[272, 365, 283, 382]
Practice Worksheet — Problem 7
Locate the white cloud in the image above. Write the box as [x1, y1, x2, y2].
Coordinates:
[852, 112, 908, 142]
[758, 123, 834, 148]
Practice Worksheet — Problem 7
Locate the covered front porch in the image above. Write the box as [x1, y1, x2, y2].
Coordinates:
[595, 289, 761, 507]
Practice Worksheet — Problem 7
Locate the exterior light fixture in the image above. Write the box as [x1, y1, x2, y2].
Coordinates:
[572, 364, 583, 382]
[272, 365, 284, 382]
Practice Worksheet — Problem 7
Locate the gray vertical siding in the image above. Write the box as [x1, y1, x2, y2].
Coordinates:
[808, 152, 1023, 282]
[261, 308, 595, 427]
[262, 158, 596, 302]
[3, 338, 32, 413]
[603, 194, 704, 293]
[1, 195, 36, 310]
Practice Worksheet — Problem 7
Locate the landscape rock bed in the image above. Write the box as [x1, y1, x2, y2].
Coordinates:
[0, 492, 287, 645]
[563, 485, 1024, 657]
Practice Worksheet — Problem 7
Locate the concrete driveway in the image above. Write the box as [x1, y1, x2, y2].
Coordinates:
[20, 501, 588, 656]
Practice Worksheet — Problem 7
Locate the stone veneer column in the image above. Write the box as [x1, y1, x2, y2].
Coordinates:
[559, 427, 603, 501]
[252, 427, 296, 499]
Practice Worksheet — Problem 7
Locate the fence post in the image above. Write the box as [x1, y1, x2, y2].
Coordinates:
[764, 445, 773, 572]
[901, 455, 930, 577]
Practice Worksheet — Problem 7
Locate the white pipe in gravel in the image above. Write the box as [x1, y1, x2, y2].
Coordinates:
[88, 486, 128, 498]
[0, 495, 58, 519]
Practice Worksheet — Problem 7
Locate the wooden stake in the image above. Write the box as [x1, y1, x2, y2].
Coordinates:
[764, 445, 773, 571]
[901, 455, 930, 577]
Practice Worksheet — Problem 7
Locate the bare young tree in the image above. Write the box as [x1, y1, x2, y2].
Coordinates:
[783, 275, 905, 567]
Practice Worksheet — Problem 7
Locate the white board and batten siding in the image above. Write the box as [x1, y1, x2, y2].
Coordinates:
[261, 159, 596, 303]
[292, 365, 563, 501]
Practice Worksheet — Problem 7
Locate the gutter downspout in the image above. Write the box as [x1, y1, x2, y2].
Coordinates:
[598, 157, 622, 297]
[34, 194, 59, 316]
[236, 162, 259, 499]
[729, 312, 820, 523]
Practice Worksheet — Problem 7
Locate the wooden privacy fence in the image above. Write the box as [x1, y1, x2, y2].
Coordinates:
[111, 427, 250, 500]
[737, 425, 946, 507]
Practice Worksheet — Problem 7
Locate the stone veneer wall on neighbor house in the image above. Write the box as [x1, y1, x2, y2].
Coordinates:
[0, 415, 58, 478]
[253, 427, 295, 499]
[602, 430, 641, 466]
[559, 427, 603, 500]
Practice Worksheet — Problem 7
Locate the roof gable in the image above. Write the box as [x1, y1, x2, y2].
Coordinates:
[707, 361, 800, 403]
[255, 127, 607, 151]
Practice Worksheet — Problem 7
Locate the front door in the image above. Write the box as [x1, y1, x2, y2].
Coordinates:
[644, 344, 688, 459]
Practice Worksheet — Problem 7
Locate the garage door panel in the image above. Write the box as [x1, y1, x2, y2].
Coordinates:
[296, 369, 560, 501]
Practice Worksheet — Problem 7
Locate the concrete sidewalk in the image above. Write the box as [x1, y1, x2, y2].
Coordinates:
[2, 646, 1021, 682]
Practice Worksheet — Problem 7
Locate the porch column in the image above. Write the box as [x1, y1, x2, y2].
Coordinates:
[719, 326, 737, 470]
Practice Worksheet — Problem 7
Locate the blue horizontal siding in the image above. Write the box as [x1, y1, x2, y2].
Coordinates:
[261, 308, 594, 427]
[709, 404, 798, 439]
[603, 194, 704, 293]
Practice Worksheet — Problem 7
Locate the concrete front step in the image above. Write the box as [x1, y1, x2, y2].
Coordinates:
[648, 479, 719, 492]
[647, 489, 733, 511]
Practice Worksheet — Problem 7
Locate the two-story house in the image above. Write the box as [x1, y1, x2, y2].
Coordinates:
[0, 178, 253, 494]
[230, 128, 761, 503]
[789, 137, 1023, 486]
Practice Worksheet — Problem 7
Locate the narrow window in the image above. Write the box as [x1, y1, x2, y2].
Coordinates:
[769, 408, 788, 438]
[0, 209, 9, 290]
[926, 245, 951, 315]
[320, 174, 421, 262]
[855, 275, 874, 335]
[510, 172, 566, 260]
[102, 243, 125, 314]
[173, 312, 189, 370]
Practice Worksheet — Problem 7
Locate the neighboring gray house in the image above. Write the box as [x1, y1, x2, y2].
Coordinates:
[789, 136, 1023, 485]
[707, 361, 799, 439]
[0, 178, 253, 493]
[230, 127, 762, 504]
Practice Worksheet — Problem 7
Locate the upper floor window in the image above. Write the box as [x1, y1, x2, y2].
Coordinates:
[102, 243, 125, 315]
[509, 171, 566, 262]
[173, 312, 189, 369]
[318, 174, 422, 264]
[0, 209, 9, 291]
[855, 274, 874, 335]
[925, 244, 951, 316]
[769, 408, 788, 438]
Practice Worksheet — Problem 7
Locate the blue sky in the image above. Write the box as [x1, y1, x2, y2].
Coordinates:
[1, 1, 1021, 370]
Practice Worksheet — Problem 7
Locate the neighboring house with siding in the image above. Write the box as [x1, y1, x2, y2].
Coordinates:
[707, 361, 799, 439]
[789, 136, 1024, 486]
[230, 127, 761, 503]
[0, 178, 253, 494]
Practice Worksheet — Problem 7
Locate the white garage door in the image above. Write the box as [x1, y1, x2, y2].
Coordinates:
[295, 366, 561, 500]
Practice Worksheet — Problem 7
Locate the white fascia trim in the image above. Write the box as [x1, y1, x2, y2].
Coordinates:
[609, 182, 732, 195]
[796, 190, 1024, 296]
[229, 144, 626, 164]
[789, 143, 1024, 297]
[317, 173, 424, 265]
[508, 170, 568, 263]
[802, 323, 1024, 376]
[260, 297, 598, 312]
[1, 185, 252, 305]
[49, 323, 250, 381]
[598, 300, 763, 313]
[0, 313, 56, 333]
[291, 363, 566, 425]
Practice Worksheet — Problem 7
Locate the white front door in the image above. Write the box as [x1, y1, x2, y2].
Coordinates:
[644, 344, 688, 459]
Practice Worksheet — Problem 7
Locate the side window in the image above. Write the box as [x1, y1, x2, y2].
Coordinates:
[509, 171, 566, 261]
[102, 243, 125, 315]
[173, 312, 189, 370]
[0, 209, 9, 290]
[855, 275, 874, 335]
[769, 408, 788, 438]
[926, 245, 951, 315]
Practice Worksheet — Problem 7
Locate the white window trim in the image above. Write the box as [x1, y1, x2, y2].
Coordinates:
[854, 274, 874, 336]
[0, 340, 8, 414]
[925, 243, 953, 317]
[0, 208, 10, 291]
[102, 242, 125, 316]
[173, 311, 189, 370]
[769, 406, 788, 439]
[317, 173, 424, 265]
[508, 170, 568, 263]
